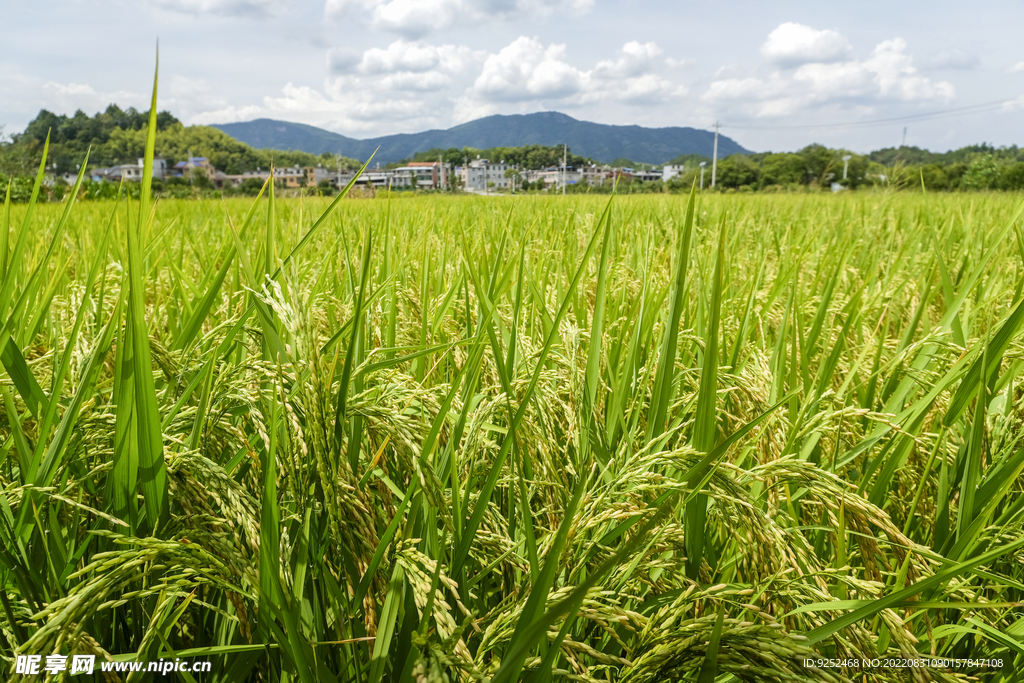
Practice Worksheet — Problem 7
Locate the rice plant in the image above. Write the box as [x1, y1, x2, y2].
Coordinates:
[2, 65, 1024, 682]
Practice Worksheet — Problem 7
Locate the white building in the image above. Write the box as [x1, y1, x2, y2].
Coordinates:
[581, 165, 610, 187]
[633, 170, 663, 183]
[305, 165, 337, 186]
[390, 162, 446, 189]
[533, 167, 583, 189]
[99, 157, 167, 182]
[466, 158, 512, 190]
[662, 165, 686, 182]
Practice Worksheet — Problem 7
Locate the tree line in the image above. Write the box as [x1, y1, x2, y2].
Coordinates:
[3, 105, 1024, 200]
[1, 105, 361, 178]
[697, 143, 1024, 192]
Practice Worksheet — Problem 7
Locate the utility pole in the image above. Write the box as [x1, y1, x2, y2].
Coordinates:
[562, 144, 567, 196]
[842, 155, 852, 181]
[699, 161, 707, 189]
[902, 126, 907, 148]
[710, 122, 720, 189]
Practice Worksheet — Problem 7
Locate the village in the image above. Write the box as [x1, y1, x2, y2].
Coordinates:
[83, 155, 683, 193]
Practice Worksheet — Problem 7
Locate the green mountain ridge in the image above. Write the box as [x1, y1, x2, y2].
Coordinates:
[210, 112, 751, 165]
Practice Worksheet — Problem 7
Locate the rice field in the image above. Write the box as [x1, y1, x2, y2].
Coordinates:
[3, 119, 1024, 682]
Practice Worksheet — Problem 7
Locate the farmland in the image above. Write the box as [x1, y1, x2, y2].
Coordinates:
[2, 169, 1024, 681]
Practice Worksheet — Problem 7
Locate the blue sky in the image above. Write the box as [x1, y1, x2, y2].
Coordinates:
[2, 0, 1023, 153]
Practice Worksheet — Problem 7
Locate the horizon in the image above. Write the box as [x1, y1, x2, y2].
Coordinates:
[4, 2, 1024, 154]
[9, 107, 1022, 160]
[213, 111, 1024, 156]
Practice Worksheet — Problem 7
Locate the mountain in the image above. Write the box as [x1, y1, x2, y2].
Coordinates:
[210, 112, 750, 165]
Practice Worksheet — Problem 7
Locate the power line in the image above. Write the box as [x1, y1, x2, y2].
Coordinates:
[719, 98, 1018, 131]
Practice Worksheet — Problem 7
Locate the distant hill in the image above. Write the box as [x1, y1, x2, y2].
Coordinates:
[211, 112, 750, 165]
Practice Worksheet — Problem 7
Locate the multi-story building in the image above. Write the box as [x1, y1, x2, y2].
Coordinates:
[633, 170, 663, 183]
[466, 158, 512, 191]
[390, 162, 446, 190]
[581, 165, 609, 187]
[348, 171, 392, 188]
[273, 167, 306, 188]
[173, 157, 213, 179]
[407, 161, 448, 189]
[533, 167, 583, 189]
[662, 164, 686, 182]
[305, 165, 335, 187]
[221, 170, 271, 188]
[98, 157, 167, 182]
[221, 167, 303, 190]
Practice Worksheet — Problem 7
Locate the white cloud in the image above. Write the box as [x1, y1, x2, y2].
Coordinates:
[355, 40, 475, 75]
[665, 57, 696, 69]
[371, 0, 462, 35]
[41, 81, 145, 114]
[1008, 61, 1024, 73]
[593, 41, 662, 79]
[706, 36, 953, 118]
[474, 38, 583, 101]
[153, 0, 276, 17]
[191, 37, 687, 137]
[162, 75, 235, 121]
[322, 0, 375, 14]
[470, 38, 685, 107]
[324, 0, 592, 36]
[23, 75, 234, 128]
[923, 48, 979, 70]
[197, 40, 487, 134]
[327, 49, 361, 74]
[761, 23, 851, 67]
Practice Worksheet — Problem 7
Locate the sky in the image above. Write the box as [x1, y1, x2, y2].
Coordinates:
[2, 0, 1024, 154]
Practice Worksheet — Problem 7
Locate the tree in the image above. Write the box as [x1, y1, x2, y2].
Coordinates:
[759, 153, 805, 187]
[960, 155, 999, 190]
[799, 144, 838, 187]
[714, 154, 760, 189]
[505, 167, 523, 193]
[917, 164, 950, 191]
[238, 178, 266, 196]
[192, 168, 214, 191]
[999, 162, 1024, 191]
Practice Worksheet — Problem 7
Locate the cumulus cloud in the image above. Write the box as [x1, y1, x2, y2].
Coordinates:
[471, 38, 684, 107]
[192, 37, 688, 137]
[161, 75, 237, 121]
[923, 48, 979, 70]
[41, 81, 145, 114]
[327, 49, 361, 74]
[355, 40, 475, 75]
[761, 23, 851, 67]
[593, 41, 662, 79]
[198, 40, 486, 133]
[153, 0, 276, 17]
[324, 0, 592, 36]
[371, 0, 462, 35]
[706, 35, 954, 118]
[474, 38, 583, 101]
[21, 75, 234, 129]
[665, 57, 696, 69]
